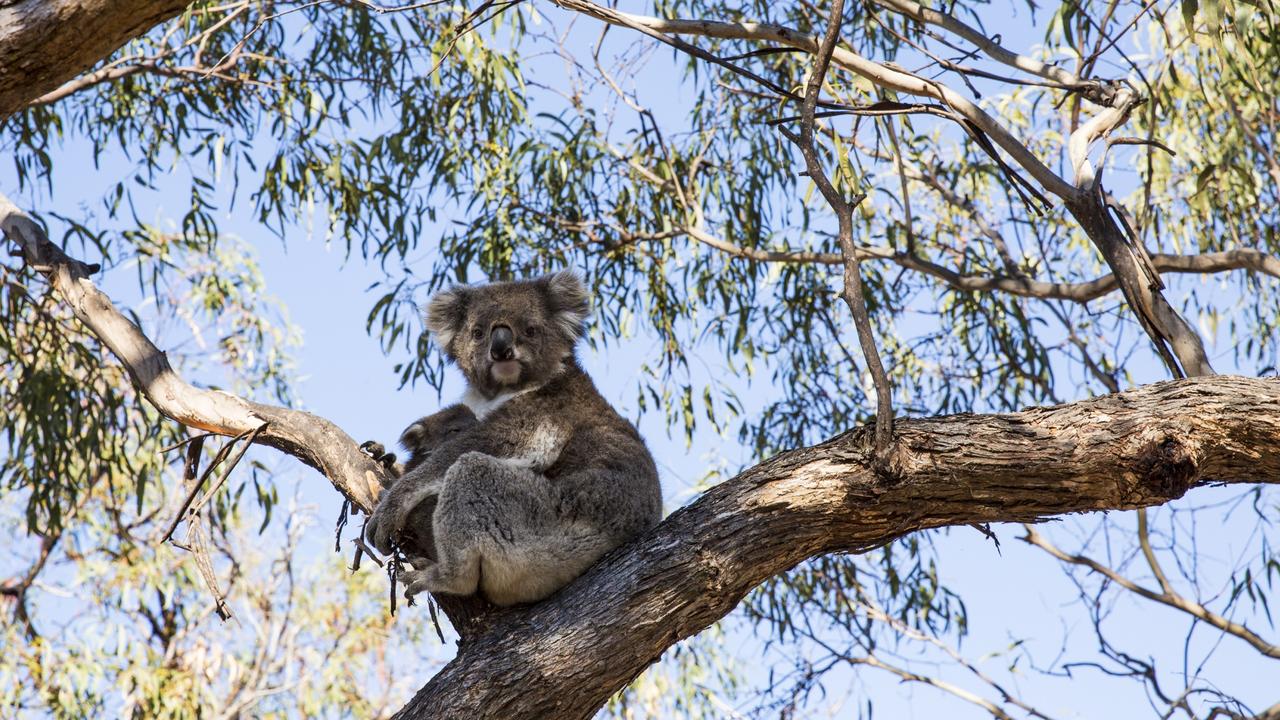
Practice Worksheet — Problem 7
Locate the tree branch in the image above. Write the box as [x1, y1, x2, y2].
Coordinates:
[1021, 524, 1280, 660]
[0, 0, 195, 121]
[396, 374, 1280, 719]
[0, 192, 388, 513]
[576, 212, 1280, 304]
[868, 0, 1089, 89]
[548, 0, 1077, 199]
[775, 0, 895, 461]
[548, 0, 1212, 379]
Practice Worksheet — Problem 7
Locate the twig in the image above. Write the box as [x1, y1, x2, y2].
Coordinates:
[775, 0, 895, 463]
[158, 432, 218, 454]
[158, 434, 239, 544]
[352, 536, 384, 569]
[186, 514, 233, 621]
[335, 499, 351, 552]
[1021, 526, 1280, 659]
[185, 422, 268, 519]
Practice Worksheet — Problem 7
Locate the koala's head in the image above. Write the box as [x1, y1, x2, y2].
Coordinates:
[425, 270, 591, 398]
[398, 404, 478, 455]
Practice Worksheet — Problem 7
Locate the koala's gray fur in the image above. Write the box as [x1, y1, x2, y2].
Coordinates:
[373, 404, 479, 561]
[366, 271, 662, 606]
[399, 404, 478, 475]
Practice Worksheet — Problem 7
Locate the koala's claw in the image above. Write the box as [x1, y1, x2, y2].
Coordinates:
[360, 440, 398, 470]
[402, 566, 433, 599]
[367, 511, 401, 556]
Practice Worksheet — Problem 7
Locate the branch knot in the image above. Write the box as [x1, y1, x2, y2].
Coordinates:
[1135, 436, 1199, 500]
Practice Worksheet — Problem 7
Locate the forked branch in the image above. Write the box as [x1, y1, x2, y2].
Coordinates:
[0, 192, 388, 512]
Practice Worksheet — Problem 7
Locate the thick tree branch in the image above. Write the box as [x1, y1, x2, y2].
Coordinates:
[0, 192, 388, 512]
[397, 374, 1280, 719]
[0, 0, 195, 121]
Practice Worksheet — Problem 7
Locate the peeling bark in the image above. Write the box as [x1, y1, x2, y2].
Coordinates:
[1064, 191, 1215, 377]
[0, 0, 192, 121]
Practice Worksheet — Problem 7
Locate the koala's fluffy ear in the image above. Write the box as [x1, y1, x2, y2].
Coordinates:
[541, 270, 591, 340]
[425, 285, 470, 355]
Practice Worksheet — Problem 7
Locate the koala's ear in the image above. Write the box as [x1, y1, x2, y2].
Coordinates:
[541, 270, 591, 340]
[424, 286, 470, 354]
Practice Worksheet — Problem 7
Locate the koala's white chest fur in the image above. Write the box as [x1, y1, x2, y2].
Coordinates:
[461, 385, 537, 419]
[461, 385, 567, 472]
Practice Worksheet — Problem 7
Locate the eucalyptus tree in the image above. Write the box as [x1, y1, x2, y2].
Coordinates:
[2, 0, 1278, 718]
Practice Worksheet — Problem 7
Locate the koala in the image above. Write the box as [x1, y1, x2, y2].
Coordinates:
[365, 270, 662, 606]
[361, 404, 477, 480]
[399, 404, 478, 475]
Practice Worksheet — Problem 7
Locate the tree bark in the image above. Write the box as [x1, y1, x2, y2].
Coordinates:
[0, 0, 192, 122]
[396, 374, 1280, 720]
[1064, 190, 1215, 377]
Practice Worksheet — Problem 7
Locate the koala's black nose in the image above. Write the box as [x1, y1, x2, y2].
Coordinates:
[490, 325, 515, 361]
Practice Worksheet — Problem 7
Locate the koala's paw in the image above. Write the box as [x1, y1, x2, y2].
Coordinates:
[367, 477, 441, 555]
[360, 440, 398, 471]
[366, 495, 410, 555]
[402, 562, 473, 599]
[401, 564, 434, 600]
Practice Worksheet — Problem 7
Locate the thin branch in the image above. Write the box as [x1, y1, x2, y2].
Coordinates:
[1021, 526, 1280, 660]
[549, 206, 1280, 304]
[186, 422, 268, 519]
[868, 0, 1089, 88]
[774, 0, 894, 460]
[159, 433, 235, 545]
[549, 0, 1078, 199]
[0, 192, 386, 511]
[860, 599, 1059, 720]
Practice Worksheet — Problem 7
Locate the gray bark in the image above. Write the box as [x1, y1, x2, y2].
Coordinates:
[397, 375, 1280, 719]
[0, 0, 191, 122]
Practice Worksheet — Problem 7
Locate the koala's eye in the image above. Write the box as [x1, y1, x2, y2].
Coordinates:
[525, 324, 541, 338]
[470, 326, 485, 341]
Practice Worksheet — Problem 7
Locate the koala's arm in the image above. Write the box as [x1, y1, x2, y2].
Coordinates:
[367, 414, 568, 555]
[366, 431, 498, 554]
[551, 423, 662, 537]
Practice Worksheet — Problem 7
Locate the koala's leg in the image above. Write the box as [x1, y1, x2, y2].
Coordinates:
[410, 452, 614, 606]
